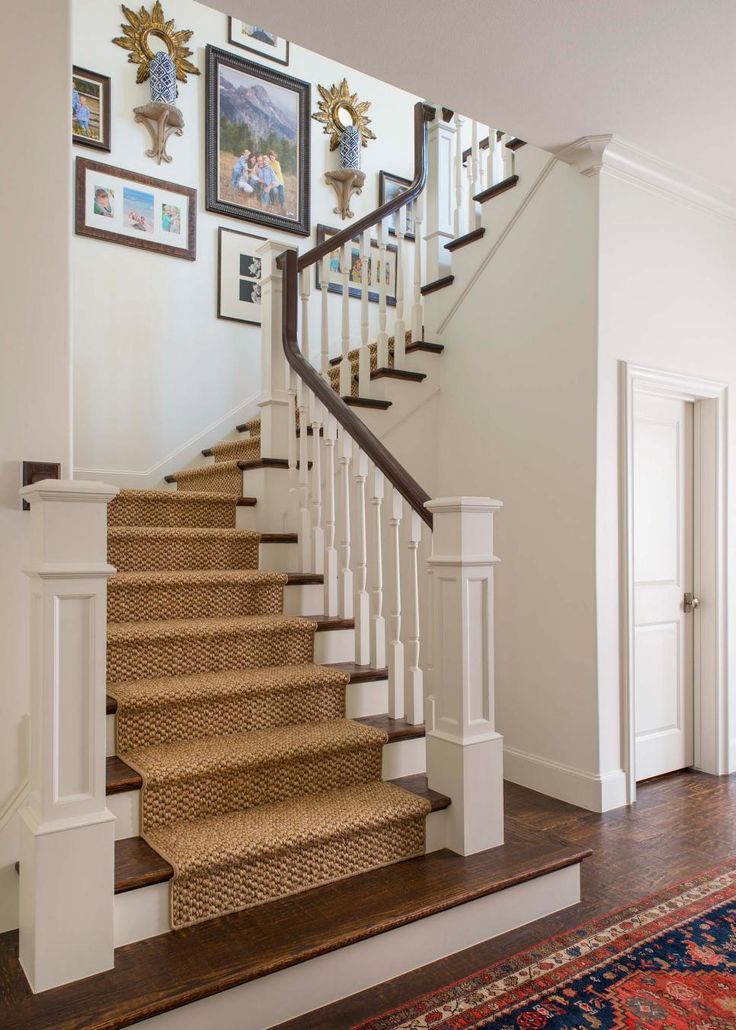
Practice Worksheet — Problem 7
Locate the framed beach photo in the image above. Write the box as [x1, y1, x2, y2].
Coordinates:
[72, 67, 111, 152]
[74, 158, 196, 260]
[379, 171, 415, 241]
[227, 18, 289, 65]
[315, 225, 397, 306]
[205, 46, 310, 236]
[217, 227, 266, 324]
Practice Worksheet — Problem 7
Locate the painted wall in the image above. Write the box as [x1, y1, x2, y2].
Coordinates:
[72, 0, 420, 486]
[0, 0, 73, 932]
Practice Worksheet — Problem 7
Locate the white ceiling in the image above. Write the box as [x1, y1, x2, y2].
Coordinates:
[206, 0, 736, 204]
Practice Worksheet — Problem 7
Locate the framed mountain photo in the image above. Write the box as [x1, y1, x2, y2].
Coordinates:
[205, 46, 310, 236]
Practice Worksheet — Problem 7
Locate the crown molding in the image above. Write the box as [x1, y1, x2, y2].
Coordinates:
[555, 135, 612, 177]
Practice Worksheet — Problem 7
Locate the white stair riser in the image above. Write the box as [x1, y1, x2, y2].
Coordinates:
[314, 627, 353, 664]
[259, 541, 298, 571]
[282, 582, 322, 615]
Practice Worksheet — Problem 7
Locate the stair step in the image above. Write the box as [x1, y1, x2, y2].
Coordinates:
[445, 227, 486, 251]
[109, 490, 241, 529]
[237, 497, 258, 506]
[421, 274, 455, 296]
[474, 173, 519, 204]
[507, 137, 526, 151]
[108, 526, 260, 573]
[342, 395, 392, 410]
[354, 714, 426, 741]
[405, 339, 444, 354]
[370, 367, 427, 383]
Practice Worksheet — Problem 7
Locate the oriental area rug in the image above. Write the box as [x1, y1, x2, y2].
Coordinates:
[354, 860, 736, 1029]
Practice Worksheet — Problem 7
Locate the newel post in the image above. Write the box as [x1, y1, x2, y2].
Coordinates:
[18, 479, 119, 993]
[424, 497, 504, 855]
[257, 240, 294, 459]
[424, 105, 456, 284]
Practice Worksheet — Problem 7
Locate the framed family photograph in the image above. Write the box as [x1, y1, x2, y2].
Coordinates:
[227, 18, 289, 65]
[315, 224, 397, 306]
[205, 46, 310, 236]
[217, 226, 265, 324]
[74, 158, 197, 260]
[72, 67, 111, 152]
[379, 171, 415, 241]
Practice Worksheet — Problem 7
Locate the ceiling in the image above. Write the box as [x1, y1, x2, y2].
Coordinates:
[206, 0, 736, 204]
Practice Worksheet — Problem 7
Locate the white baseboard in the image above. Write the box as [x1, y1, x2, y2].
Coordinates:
[504, 746, 627, 812]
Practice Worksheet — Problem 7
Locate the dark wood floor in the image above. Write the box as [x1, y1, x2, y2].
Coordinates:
[277, 769, 736, 1029]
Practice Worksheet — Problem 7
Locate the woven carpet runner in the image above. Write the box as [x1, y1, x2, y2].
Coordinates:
[351, 859, 736, 1028]
[107, 408, 429, 929]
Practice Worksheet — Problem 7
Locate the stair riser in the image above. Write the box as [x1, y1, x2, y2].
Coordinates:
[258, 540, 298, 571]
[109, 536, 259, 572]
[108, 581, 284, 623]
[109, 496, 235, 530]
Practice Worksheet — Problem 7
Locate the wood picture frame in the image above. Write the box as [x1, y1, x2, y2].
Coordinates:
[205, 46, 310, 236]
[72, 66, 111, 152]
[74, 157, 197, 260]
[227, 18, 289, 65]
[315, 224, 398, 306]
[379, 171, 415, 241]
[217, 226, 266, 325]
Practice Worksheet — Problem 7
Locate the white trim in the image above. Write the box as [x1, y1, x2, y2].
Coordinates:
[0, 778, 30, 834]
[621, 362, 728, 803]
[504, 746, 627, 813]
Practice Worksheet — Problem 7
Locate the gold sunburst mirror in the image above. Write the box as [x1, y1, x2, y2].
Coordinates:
[313, 79, 376, 150]
[112, 2, 200, 85]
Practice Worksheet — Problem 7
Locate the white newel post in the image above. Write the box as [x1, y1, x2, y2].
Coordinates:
[424, 497, 504, 855]
[18, 480, 119, 993]
[424, 106, 455, 284]
[257, 240, 293, 459]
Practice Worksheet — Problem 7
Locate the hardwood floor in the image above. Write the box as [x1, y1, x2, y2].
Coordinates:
[276, 769, 736, 1029]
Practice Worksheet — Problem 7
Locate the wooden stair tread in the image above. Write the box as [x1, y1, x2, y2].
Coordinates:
[342, 396, 392, 410]
[259, 532, 298, 543]
[0, 825, 589, 1030]
[446, 227, 485, 252]
[474, 174, 519, 204]
[405, 340, 444, 354]
[236, 497, 258, 506]
[421, 275, 455, 296]
[370, 367, 427, 383]
[353, 714, 425, 741]
[326, 661, 388, 683]
[390, 773, 450, 812]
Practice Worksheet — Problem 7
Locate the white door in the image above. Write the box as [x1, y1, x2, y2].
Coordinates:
[633, 392, 694, 781]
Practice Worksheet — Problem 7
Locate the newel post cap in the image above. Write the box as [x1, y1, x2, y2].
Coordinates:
[425, 496, 503, 515]
[425, 497, 502, 563]
[19, 479, 119, 505]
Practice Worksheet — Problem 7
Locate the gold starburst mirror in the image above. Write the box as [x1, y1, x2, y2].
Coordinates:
[112, 2, 200, 85]
[313, 79, 376, 150]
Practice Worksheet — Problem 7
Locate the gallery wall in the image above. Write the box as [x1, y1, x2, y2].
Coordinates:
[72, 0, 421, 485]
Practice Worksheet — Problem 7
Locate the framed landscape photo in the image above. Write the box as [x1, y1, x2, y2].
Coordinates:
[379, 171, 415, 241]
[217, 226, 265, 324]
[315, 224, 397, 307]
[227, 18, 289, 65]
[205, 46, 310, 236]
[72, 67, 111, 152]
[75, 158, 196, 260]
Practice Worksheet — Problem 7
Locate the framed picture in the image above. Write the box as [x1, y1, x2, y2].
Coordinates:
[227, 18, 289, 65]
[75, 158, 197, 260]
[217, 227, 265, 324]
[379, 171, 415, 241]
[72, 66, 111, 152]
[315, 224, 397, 307]
[205, 46, 310, 236]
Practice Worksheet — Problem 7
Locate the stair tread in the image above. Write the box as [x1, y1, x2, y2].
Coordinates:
[354, 713, 426, 740]
[370, 367, 427, 382]
[109, 525, 259, 541]
[474, 173, 519, 203]
[421, 274, 455, 296]
[112, 489, 237, 506]
[343, 396, 392, 410]
[405, 340, 444, 354]
[108, 612, 316, 644]
[327, 661, 388, 682]
[109, 569, 288, 587]
[446, 227, 486, 251]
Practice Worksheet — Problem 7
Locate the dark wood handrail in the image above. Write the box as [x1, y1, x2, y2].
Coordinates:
[279, 101, 436, 528]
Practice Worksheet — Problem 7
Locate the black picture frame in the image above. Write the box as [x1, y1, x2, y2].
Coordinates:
[378, 171, 415, 241]
[315, 224, 398, 306]
[227, 17, 290, 66]
[217, 226, 266, 325]
[205, 45, 310, 236]
[72, 66, 111, 153]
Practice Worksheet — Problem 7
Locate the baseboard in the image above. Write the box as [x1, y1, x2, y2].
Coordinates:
[504, 746, 627, 813]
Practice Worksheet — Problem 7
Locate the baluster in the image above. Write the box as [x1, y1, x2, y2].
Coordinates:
[353, 448, 370, 664]
[320, 254, 330, 379]
[309, 395, 324, 575]
[297, 378, 312, 572]
[368, 465, 386, 669]
[337, 429, 353, 618]
[466, 119, 480, 230]
[453, 112, 465, 238]
[376, 219, 389, 368]
[358, 228, 370, 395]
[322, 413, 338, 616]
[500, 132, 513, 180]
[300, 267, 311, 365]
[477, 130, 486, 195]
[405, 509, 423, 723]
[339, 241, 351, 396]
[424, 530, 434, 709]
[392, 206, 406, 369]
[411, 189, 424, 343]
[387, 487, 404, 718]
[486, 125, 497, 187]
[287, 366, 298, 513]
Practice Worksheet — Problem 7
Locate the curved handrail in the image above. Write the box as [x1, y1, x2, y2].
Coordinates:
[280, 101, 436, 528]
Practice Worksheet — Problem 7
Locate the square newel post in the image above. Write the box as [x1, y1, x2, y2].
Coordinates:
[258, 240, 294, 460]
[424, 105, 456, 284]
[424, 496, 504, 855]
[18, 479, 119, 993]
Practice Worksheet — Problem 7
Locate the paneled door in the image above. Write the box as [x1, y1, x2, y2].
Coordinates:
[633, 391, 694, 781]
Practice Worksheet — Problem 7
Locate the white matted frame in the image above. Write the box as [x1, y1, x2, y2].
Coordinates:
[620, 362, 728, 804]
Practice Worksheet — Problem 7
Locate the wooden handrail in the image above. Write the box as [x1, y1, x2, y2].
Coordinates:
[280, 102, 436, 528]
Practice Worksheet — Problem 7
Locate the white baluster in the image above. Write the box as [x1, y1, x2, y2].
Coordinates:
[338, 430, 353, 619]
[353, 448, 370, 665]
[310, 395, 324, 575]
[300, 267, 311, 365]
[359, 228, 370, 395]
[405, 509, 423, 723]
[392, 207, 406, 369]
[486, 126, 497, 187]
[411, 190, 424, 344]
[467, 119, 480, 229]
[297, 377, 312, 572]
[376, 218, 389, 369]
[287, 366, 298, 512]
[453, 112, 465, 238]
[322, 413, 338, 616]
[368, 465, 386, 669]
[339, 241, 351, 396]
[320, 254, 330, 379]
[477, 130, 487, 195]
[387, 487, 404, 718]
[500, 132, 513, 180]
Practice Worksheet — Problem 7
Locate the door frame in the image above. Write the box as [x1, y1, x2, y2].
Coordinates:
[620, 362, 727, 803]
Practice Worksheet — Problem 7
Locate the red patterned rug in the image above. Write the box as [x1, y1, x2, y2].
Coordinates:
[352, 860, 736, 1029]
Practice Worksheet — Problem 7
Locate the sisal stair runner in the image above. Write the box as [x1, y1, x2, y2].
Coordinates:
[107, 486, 430, 929]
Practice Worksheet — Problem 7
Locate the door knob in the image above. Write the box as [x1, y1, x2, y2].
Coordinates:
[684, 592, 700, 613]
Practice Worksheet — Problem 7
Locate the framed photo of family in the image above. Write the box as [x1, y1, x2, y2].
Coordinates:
[205, 46, 310, 236]
[315, 224, 398, 307]
[74, 158, 197, 260]
[379, 171, 415, 241]
[72, 66, 111, 152]
[227, 18, 289, 65]
[217, 226, 265, 324]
